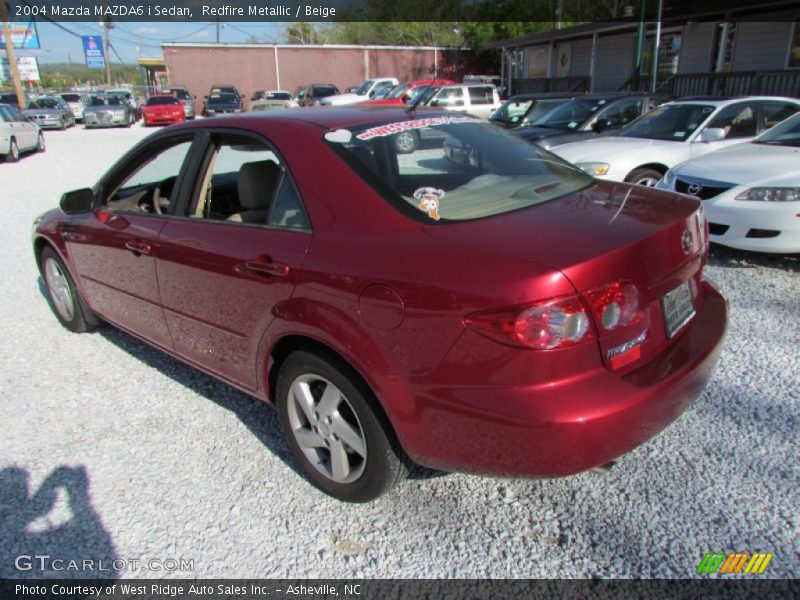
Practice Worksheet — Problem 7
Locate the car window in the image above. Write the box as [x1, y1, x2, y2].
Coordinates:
[188, 136, 310, 229]
[492, 99, 534, 123]
[596, 97, 644, 128]
[468, 86, 494, 105]
[619, 103, 716, 141]
[707, 103, 757, 139]
[326, 117, 593, 222]
[105, 138, 194, 214]
[434, 88, 464, 107]
[761, 102, 799, 129]
[0, 106, 10, 122]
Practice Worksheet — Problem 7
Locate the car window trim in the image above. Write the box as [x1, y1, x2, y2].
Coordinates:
[173, 126, 313, 233]
[95, 130, 206, 216]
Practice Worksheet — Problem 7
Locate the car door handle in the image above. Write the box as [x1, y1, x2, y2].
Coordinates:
[243, 258, 289, 277]
[124, 239, 152, 255]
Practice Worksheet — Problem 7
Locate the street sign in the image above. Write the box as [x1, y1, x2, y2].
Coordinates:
[82, 35, 105, 69]
[0, 21, 40, 49]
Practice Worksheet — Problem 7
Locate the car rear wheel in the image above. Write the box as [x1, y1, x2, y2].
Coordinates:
[394, 131, 417, 154]
[36, 132, 45, 153]
[626, 167, 663, 187]
[276, 349, 409, 502]
[6, 138, 19, 162]
[39, 246, 101, 333]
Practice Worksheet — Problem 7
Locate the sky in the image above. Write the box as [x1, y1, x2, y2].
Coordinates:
[14, 21, 288, 64]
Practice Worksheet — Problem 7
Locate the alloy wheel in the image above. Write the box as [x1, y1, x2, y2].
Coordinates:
[286, 374, 367, 484]
[44, 258, 75, 322]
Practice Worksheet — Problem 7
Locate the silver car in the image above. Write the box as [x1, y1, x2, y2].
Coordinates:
[83, 95, 135, 128]
[22, 97, 75, 129]
[59, 93, 88, 122]
[165, 86, 196, 119]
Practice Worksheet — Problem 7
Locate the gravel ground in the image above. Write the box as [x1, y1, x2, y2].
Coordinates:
[1, 124, 797, 580]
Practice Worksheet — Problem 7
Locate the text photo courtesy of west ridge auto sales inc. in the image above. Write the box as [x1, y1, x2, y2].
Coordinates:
[0, 0, 797, 597]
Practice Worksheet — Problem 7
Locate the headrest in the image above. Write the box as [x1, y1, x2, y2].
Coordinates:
[237, 160, 281, 210]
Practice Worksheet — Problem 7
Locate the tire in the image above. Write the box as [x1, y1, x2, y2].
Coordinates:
[394, 131, 417, 154]
[625, 167, 663, 187]
[39, 246, 102, 333]
[275, 349, 409, 502]
[6, 138, 19, 162]
[36, 132, 45, 153]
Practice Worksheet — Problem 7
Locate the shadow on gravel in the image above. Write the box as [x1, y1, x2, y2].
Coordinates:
[708, 244, 799, 272]
[0, 465, 118, 579]
[97, 327, 447, 482]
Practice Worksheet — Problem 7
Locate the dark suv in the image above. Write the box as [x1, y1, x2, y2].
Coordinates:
[511, 92, 670, 149]
[297, 83, 340, 107]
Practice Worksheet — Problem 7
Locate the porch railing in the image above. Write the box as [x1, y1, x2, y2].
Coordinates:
[510, 76, 591, 95]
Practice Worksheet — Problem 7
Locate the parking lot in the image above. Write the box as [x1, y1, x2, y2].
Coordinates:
[1, 124, 797, 578]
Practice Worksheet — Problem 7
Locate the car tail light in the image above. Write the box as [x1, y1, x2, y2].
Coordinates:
[465, 295, 594, 350]
[584, 281, 641, 332]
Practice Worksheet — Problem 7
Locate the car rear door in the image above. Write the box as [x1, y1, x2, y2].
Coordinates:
[63, 131, 201, 349]
[155, 130, 312, 390]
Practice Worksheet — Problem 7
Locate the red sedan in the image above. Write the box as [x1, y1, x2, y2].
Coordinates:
[142, 94, 186, 126]
[32, 108, 726, 502]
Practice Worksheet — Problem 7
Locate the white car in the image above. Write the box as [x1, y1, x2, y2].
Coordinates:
[0, 102, 44, 162]
[553, 97, 800, 187]
[425, 84, 502, 119]
[320, 78, 399, 106]
[656, 111, 800, 254]
[59, 93, 87, 122]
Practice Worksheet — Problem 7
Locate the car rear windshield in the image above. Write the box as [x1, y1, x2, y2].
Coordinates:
[618, 103, 716, 141]
[61, 94, 81, 102]
[533, 97, 614, 130]
[324, 116, 593, 223]
[209, 93, 238, 105]
[147, 96, 180, 106]
[169, 89, 190, 99]
[266, 92, 292, 100]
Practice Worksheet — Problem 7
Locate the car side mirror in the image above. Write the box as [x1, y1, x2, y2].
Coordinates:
[400, 93, 410, 105]
[60, 188, 94, 215]
[699, 127, 726, 142]
[592, 118, 609, 133]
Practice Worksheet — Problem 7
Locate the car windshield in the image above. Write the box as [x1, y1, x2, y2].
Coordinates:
[266, 92, 292, 100]
[325, 116, 592, 223]
[386, 84, 410, 100]
[355, 80, 376, 96]
[147, 96, 180, 106]
[29, 98, 62, 109]
[209, 93, 238, 105]
[89, 96, 123, 106]
[753, 112, 800, 147]
[618, 103, 716, 141]
[533, 97, 614, 129]
[314, 86, 338, 97]
[61, 94, 82, 102]
[170, 89, 190, 100]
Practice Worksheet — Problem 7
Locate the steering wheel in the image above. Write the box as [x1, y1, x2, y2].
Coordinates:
[151, 177, 175, 215]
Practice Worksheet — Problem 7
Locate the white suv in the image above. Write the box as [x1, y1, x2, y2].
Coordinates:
[553, 96, 800, 186]
[425, 84, 502, 119]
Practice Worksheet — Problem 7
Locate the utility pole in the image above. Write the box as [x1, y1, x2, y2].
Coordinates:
[102, 17, 112, 86]
[0, 1, 26, 107]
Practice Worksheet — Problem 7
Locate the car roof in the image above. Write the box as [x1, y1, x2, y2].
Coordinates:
[669, 95, 800, 106]
[175, 106, 459, 130]
[506, 93, 581, 101]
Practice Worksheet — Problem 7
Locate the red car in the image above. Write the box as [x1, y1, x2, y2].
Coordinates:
[33, 108, 727, 502]
[361, 79, 454, 106]
[142, 94, 186, 126]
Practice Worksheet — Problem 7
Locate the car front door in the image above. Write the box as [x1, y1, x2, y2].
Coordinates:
[155, 131, 312, 390]
[63, 132, 200, 349]
[6, 105, 37, 149]
[690, 101, 759, 158]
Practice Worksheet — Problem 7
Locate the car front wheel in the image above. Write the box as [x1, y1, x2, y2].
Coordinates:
[394, 131, 417, 154]
[626, 167, 663, 187]
[36, 132, 45, 153]
[276, 349, 409, 502]
[39, 246, 101, 333]
[6, 138, 19, 162]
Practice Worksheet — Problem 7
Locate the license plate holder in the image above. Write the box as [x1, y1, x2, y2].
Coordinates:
[662, 280, 696, 339]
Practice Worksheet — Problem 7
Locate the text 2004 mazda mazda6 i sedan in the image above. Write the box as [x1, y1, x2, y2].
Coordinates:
[32, 108, 727, 502]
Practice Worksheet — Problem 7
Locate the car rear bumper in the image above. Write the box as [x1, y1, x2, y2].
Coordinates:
[388, 280, 727, 477]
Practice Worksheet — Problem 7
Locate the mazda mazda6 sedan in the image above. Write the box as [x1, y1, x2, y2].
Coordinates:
[32, 108, 727, 502]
